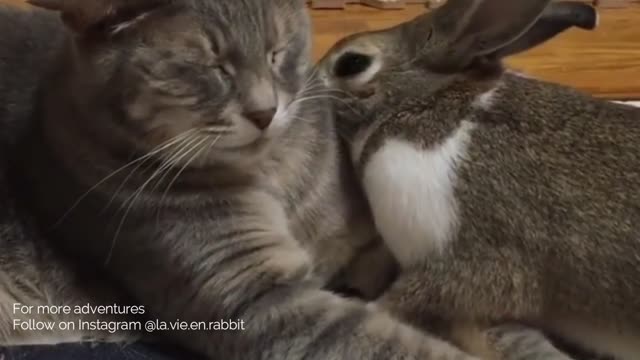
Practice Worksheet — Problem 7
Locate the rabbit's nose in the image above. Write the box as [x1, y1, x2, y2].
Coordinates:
[245, 108, 276, 130]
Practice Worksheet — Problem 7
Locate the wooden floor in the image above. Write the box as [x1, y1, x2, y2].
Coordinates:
[2, 1, 640, 99]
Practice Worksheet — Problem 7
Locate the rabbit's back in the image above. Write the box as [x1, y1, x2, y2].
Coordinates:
[363, 70, 640, 315]
[455, 73, 640, 315]
[360, 73, 640, 358]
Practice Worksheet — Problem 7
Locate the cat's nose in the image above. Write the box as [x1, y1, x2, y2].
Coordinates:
[245, 108, 276, 130]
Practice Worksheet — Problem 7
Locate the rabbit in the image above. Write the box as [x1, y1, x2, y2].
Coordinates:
[318, 0, 640, 359]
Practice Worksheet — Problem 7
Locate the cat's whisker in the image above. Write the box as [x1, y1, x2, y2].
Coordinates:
[298, 88, 349, 98]
[203, 125, 232, 134]
[103, 132, 198, 211]
[195, 132, 223, 155]
[55, 129, 198, 227]
[297, 73, 349, 97]
[134, 134, 204, 202]
[300, 81, 359, 96]
[292, 95, 366, 120]
[109, 134, 195, 210]
[111, 135, 197, 228]
[285, 114, 355, 145]
[154, 133, 222, 224]
[289, 94, 333, 106]
[296, 92, 358, 102]
[299, 83, 394, 118]
[300, 81, 326, 95]
[299, 79, 337, 93]
[145, 134, 208, 196]
[158, 134, 221, 212]
[287, 115, 312, 123]
[303, 73, 326, 86]
[302, 66, 323, 90]
[293, 75, 357, 110]
[105, 134, 208, 265]
[203, 132, 223, 155]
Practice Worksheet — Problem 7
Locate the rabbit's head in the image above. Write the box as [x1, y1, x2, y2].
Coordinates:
[318, 0, 597, 141]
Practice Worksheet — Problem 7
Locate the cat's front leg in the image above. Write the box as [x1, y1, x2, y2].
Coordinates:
[113, 194, 478, 360]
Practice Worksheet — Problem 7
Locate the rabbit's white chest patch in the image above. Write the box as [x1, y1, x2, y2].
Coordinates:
[362, 121, 475, 267]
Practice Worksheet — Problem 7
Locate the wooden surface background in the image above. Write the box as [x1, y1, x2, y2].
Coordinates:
[1, 1, 639, 99]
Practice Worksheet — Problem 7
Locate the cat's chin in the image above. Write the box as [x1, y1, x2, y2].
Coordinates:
[190, 135, 277, 169]
[216, 120, 291, 153]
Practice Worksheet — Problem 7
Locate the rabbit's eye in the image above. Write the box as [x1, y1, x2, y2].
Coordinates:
[333, 52, 373, 78]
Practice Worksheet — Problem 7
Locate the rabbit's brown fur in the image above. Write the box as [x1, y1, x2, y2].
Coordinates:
[319, 0, 638, 359]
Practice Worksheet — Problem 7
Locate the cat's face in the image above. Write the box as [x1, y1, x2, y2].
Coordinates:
[64, 0, 311, 165]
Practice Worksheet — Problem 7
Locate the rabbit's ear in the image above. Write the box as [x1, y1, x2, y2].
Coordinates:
[425, 0, 552, 70]
[27, 0, 170, 34]
[490, 2, 598, 59]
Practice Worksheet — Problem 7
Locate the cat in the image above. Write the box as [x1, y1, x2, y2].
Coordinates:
[0, 5, 143, 347]
[0, 5, 62, 149]
[5, 0, 477, 359]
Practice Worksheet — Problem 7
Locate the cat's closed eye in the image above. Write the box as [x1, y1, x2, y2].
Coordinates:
[91, 1, 313, 163]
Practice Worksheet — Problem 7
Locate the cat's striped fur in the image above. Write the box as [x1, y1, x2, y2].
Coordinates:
[3, 1, 477, 359]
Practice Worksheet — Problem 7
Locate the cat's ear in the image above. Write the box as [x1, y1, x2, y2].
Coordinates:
[27, 0, 171, 34]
